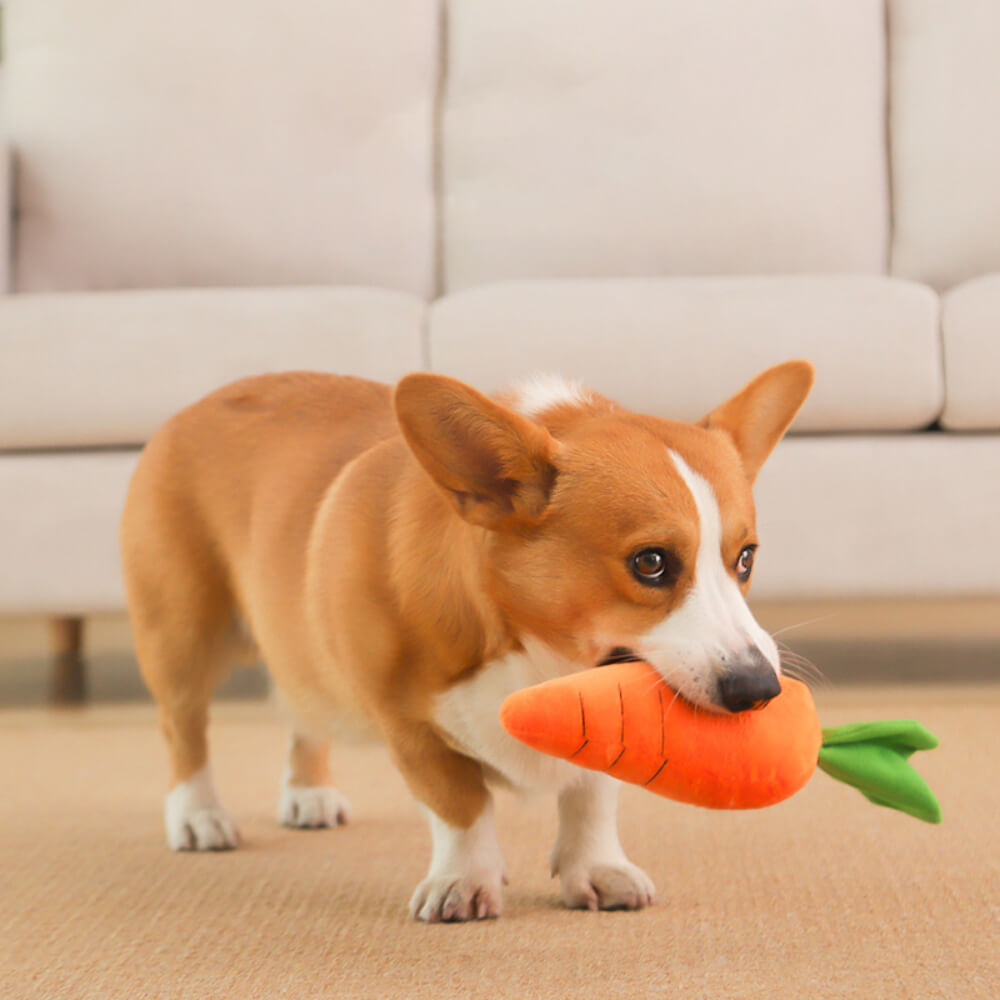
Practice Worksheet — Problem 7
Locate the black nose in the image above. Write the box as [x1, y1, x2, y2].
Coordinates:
[716, 657, 781, 714]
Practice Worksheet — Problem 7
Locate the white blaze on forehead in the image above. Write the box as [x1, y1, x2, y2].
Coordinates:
[635, 448, 779, 707]
[670, 448, 741, 641]
[513, 374, 592, 418]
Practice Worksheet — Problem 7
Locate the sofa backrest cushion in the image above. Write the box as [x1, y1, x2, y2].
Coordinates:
[889, 0, 1000, 289]
[4, 0, 438, 296]
[442, 0, 889, 291]
[0, 287, 425, 449]
[428, 276, 943, 432]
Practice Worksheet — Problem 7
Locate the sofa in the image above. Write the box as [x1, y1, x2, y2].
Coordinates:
[1, 0, 998, 647]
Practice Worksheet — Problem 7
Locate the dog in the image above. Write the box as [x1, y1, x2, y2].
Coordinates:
[120, 359, 813, 921]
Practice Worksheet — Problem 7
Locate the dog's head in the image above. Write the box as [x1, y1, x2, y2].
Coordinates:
[394, 361, 814, 713]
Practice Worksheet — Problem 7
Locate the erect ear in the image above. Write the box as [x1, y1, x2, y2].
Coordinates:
[699, 360, 815, 482]
[394, 373, 560, 530]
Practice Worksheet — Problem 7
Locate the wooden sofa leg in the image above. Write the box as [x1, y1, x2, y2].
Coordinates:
[50, 616, 87, 705]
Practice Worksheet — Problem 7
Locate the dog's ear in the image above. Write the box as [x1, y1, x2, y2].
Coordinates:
[394, 374, 560, 530]
[699, 361, 814, 482]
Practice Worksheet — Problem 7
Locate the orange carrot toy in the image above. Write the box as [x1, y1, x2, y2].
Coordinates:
[500, 661, 941, 822]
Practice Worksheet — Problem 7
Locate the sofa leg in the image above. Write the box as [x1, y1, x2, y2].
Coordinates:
[50, 616, 87, 705]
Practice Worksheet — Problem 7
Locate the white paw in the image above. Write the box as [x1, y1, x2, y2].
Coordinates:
[559, 861, 656, 911]
[409, 873, 504, 923]
[278, 785, 351, 829]
[164, 768, 239, 851]
[167, 805, 240, 851]
[411, 803, 507, 922]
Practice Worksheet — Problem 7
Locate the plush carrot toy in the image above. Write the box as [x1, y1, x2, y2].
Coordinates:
[499, 661, 941, 823]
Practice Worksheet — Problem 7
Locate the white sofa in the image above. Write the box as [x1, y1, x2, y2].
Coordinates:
[1, 0, 999, 627]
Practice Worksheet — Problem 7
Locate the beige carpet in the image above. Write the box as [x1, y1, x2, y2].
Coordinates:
[2, 684, 997, 1000]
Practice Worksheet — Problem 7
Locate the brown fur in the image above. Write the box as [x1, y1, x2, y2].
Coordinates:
[121, 362, 813, 832]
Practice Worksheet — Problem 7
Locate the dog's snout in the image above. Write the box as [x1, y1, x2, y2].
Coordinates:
[716, 649, 781, 713]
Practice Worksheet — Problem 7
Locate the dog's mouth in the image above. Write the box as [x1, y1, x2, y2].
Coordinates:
[597, 646, 643, 667]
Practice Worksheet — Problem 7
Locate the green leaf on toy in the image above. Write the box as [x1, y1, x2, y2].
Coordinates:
[817, 720, 942, 824]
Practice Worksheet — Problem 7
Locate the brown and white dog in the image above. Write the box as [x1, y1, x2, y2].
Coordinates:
[120, 360, 813, 921]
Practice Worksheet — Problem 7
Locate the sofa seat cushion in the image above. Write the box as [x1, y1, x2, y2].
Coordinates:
[753, 434, 1000, 598]
[0, 450, 139, 613]
[941, 275, 1000, 431]
[4, 434, 998, 613]
[428, 277, 942, 432]
[0, 286, 425, 449]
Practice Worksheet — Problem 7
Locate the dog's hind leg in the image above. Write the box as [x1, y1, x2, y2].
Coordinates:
[122, 472, 243, 851]
[133, 609, 243, 851]
[278, 732, 351, 829]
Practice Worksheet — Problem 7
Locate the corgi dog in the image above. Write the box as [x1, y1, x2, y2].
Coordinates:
[120, 360, 813, 922]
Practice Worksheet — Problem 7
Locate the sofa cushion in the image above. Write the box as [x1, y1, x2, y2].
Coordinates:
[443, 0, 888, 291]
[0, 450, 139, 613]
[4, 434, 998, 613]
[753, 434, 1000, 598]
[428, 277, 942, 432]
[4, 0, 437, 296]
[889, 0, 1000, 289]
[0, 287, 425, 449]
[940, 275, 1000, 430]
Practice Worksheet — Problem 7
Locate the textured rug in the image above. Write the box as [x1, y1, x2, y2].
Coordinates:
[2, 683, 997, 999]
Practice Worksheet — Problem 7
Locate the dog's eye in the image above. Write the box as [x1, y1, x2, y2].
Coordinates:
[630, 547, 678, 587]
[736, 545, 757, 583]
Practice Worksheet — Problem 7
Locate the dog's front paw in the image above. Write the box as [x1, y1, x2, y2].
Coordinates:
[409, 874, 504, 923]
[558, 861, 656, 911]
[279, 785, 351, 829]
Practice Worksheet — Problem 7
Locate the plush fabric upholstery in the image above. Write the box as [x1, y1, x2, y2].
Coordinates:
[753, 434, 1000, 598]
[0, 451, 139, 614]
[3, 0, 438, 296]
[889, 0, 1000, 288]
[0, 287, 425, 449]
[443, 0, 888, 290]
[4, 435, 998, 613]
[1, 0, 999, 611]
[429, 277, 942, 431]
[940, 275, 1000, 430]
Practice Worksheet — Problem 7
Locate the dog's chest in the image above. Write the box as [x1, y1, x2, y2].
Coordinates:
[433, 644, 583, 793]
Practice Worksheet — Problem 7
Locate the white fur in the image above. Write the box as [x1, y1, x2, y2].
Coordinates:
[551, 773, 655, 910]
[276, 733, 352, 827]
[410, 799, 507, 921]
[164, 765, 239, 850]
[636, 449, 780, 709]
[433, 643, 653, 912]
[550, 773, 627, 875]
[434, 639, 588, 793]
[513, 374, 592, 418]
[278, 769, 351, 828]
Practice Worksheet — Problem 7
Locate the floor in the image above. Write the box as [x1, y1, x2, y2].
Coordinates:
[1, 605, 997, 998]
[2, 683, 997, 1000]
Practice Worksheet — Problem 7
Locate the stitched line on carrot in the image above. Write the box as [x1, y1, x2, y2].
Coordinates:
[617, 683, 624, 744]
[644, 758, 669, 786]
[570, 692, 588, 758]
